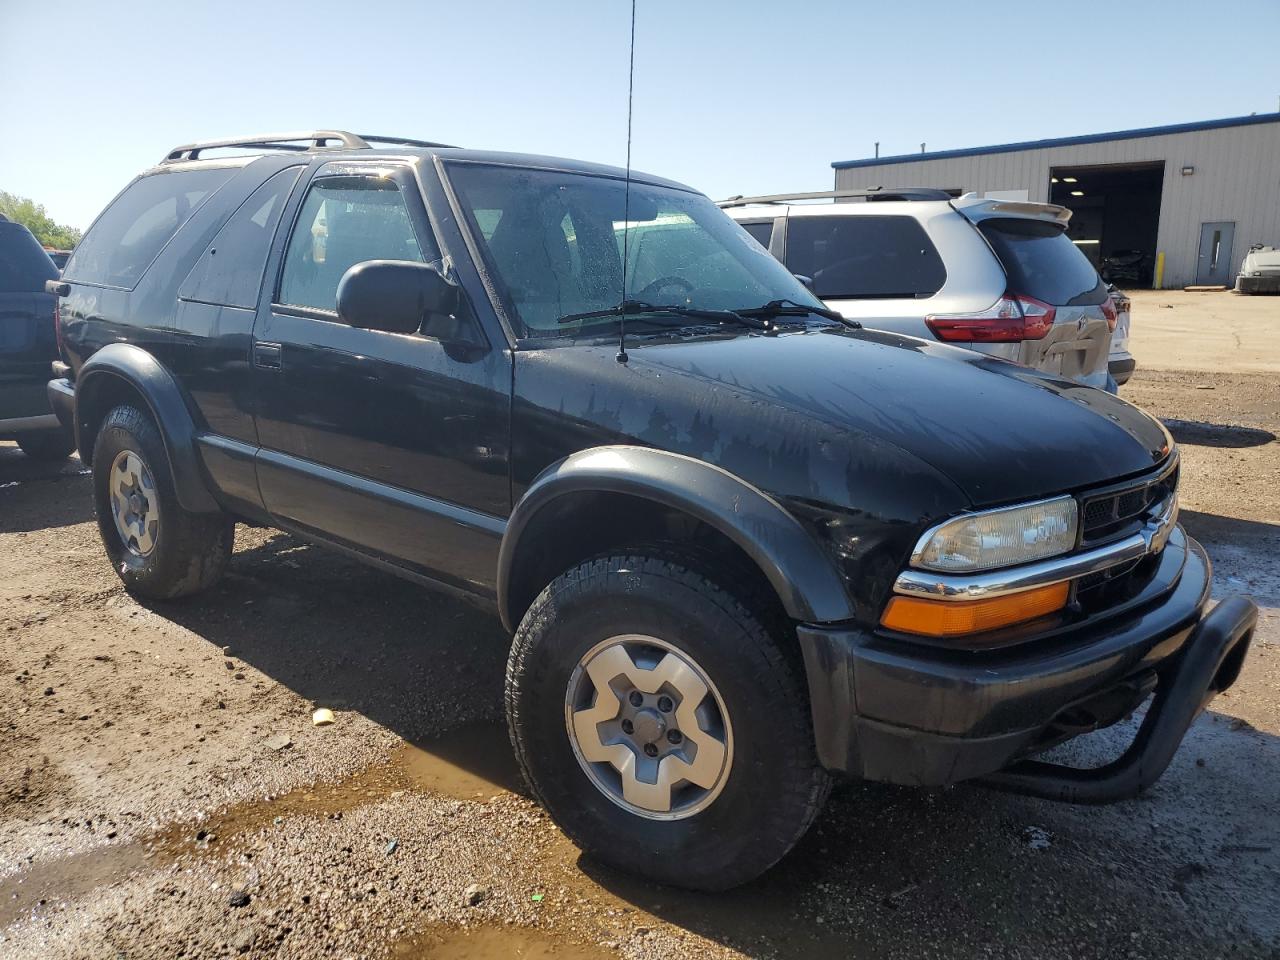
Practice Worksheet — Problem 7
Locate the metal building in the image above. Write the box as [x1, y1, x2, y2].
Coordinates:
[831, 113, 1280, 289]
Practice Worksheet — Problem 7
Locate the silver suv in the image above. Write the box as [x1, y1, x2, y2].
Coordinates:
[723, 189, 1117, 391]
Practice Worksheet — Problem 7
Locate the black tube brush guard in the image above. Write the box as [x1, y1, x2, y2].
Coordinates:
[980, 596, 1258, 804]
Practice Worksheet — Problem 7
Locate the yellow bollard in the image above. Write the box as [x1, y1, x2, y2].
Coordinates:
[1154, 252, 1165, 289]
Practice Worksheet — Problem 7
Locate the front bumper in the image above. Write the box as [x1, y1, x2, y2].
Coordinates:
[797, 528, 1258, 800]
[1236, 274, 1280, 294]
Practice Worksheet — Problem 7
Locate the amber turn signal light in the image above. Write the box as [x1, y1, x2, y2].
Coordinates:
[880, 581, 1070, 638]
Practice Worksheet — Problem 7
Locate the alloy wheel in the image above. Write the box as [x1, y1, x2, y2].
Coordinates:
[564, 634, 733, 820]
[109, 449, 160, 558]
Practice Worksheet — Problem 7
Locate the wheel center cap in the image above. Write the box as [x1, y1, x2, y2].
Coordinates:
[129, 493, 145, 515]
[631, 708, 667, 744]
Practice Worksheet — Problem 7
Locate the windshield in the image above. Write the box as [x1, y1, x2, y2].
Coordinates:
[444, 162, 825, 337]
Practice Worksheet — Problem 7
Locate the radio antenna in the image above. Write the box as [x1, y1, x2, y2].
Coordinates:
[616, 0, 637, 364]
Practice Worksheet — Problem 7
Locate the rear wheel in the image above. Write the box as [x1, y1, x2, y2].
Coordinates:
[17, 427, 75, 461]
[92, 405, 234, 599]
[506, 552, 831, 890]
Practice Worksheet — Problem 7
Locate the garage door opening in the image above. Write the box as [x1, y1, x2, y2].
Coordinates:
[1049, 162, 1163, 287]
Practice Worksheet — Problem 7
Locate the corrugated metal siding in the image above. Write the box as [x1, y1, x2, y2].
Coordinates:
[833, 121, 1280, 288]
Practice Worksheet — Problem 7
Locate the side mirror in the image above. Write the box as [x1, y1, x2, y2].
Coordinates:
[793, 274, 815, 292]
[336, 260, 460, 335]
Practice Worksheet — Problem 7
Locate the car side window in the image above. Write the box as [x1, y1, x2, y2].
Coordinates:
[179, 167, 303, 309]
[785, 215, 947, 300]
[278, 176, 425, 313]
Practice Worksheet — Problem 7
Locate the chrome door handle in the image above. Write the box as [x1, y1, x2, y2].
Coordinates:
[253, 342, 283, 370]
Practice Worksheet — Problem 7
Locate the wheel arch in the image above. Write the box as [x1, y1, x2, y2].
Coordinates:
[497, 446, 854, 633]
[75, 343, 220, 513]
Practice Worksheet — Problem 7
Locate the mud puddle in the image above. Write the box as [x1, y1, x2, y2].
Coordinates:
[395, 719, 523, 800]
[168, 719, 517, 842]
[392, 925, 612, 959]
[1, 720, 520, 929]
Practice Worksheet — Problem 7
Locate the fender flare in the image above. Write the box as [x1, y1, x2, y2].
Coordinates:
[497, 445, 855, 632]
[75, 342, 220, 513]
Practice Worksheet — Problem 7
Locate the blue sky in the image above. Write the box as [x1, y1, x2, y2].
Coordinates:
[2, 0, 1277, 229]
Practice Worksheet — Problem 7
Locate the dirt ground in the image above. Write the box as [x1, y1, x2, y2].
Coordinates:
[1126, 289, 1280, 375]
[1, 291, 1277, 960]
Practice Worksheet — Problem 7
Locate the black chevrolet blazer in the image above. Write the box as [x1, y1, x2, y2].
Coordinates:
[46, 131, 1257, 890]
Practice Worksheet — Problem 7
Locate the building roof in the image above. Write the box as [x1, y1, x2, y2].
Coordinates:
[831, 112, 1280, 170]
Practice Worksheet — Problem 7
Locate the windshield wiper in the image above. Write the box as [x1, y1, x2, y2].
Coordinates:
[556, 299, 770, 330]
[736, 298, 860, 328]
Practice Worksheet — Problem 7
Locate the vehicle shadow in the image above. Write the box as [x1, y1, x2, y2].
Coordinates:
[1180, 509, 1280, 545]
[1180, 510, 1280, 606]
[579, 705, 1280, 958]
[0, 444, 94, 533]
[1162, 418, 1276, 448]
[152, 529, 520, 780]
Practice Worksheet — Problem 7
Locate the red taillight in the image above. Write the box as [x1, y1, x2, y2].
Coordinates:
[1100, 296, 1118, 333]
[925, 293, 1055, 343]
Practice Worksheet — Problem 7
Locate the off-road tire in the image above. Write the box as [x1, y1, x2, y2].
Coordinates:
[506, 551, 831, 891]
[17, 427, 75, 461]
[92, 405, 233, 600]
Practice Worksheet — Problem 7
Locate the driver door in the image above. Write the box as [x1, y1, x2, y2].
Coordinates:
[251, 162, 510, 597]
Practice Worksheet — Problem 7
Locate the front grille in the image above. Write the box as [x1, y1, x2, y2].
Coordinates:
[1079, 460, 1178, 545]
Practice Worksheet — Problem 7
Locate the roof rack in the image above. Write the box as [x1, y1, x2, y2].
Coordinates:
[356, 134, 457, 149]
[163, 131, 371, 162]
[717, 187, 954, 208]
[160, 130, 456, 163]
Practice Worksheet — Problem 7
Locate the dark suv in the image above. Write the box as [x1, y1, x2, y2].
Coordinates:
[47, 131, 1256, 891]
[1, 217, 75, 459]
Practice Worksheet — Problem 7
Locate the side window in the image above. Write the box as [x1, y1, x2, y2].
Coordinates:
[179, 167, 302, 309]
[785, 215, 947, 300]
[64, 167, 236, 288]
[738, 220, 774, 249]
[278, 176, 425, 313]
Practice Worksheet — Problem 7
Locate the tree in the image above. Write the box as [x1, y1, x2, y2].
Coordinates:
[0, 191, 82, 249]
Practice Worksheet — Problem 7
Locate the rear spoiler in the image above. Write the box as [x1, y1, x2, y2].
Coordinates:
[952, 194, 1072, 226]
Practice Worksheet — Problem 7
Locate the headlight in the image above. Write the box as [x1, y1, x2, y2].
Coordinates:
[912, 497, 1078, 573]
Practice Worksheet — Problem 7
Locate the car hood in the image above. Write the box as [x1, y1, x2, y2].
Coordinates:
[621, 326, 1170, 508]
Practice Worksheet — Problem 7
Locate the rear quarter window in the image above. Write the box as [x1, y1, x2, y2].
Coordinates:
[979, 218, 1107, 306]
[784, 215, 946, 299]
[65, 167, 236, 289]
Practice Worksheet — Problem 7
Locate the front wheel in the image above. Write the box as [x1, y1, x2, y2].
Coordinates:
[92, 405, 234, 599]
[505, 552, 831, 890]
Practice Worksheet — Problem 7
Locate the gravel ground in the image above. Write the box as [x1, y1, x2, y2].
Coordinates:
[1, 301, 1277, 959]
